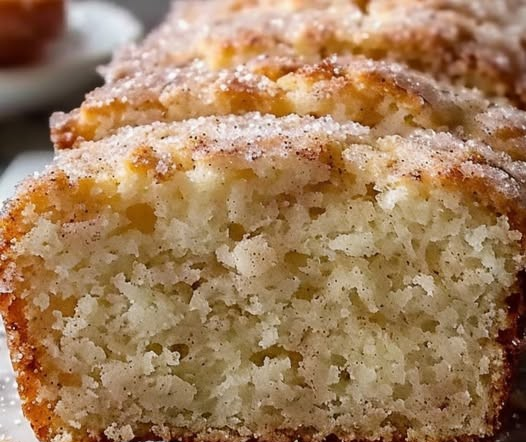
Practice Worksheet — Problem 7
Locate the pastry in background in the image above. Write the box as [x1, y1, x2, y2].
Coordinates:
[0, 0, 65, 67]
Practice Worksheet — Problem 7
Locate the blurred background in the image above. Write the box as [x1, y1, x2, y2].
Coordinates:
[0, 0, 171, 176]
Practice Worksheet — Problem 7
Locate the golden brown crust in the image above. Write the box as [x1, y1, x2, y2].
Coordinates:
[22, 110, 526, 241]
[0, 173, 72, 442]
[50, 55, 526, 157]
[0, 0, 65, 66]
[50, 0, 526, 149]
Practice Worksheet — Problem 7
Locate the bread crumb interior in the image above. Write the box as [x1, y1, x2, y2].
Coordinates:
[13, 155, 522, 442]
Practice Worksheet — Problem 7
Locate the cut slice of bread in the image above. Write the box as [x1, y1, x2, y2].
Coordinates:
[51, 55, 526, 159]
[2, 112, 526, 442]
[51, 0, 526, 148]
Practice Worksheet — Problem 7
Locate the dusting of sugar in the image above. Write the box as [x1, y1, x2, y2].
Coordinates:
[94, 0, 526, 115]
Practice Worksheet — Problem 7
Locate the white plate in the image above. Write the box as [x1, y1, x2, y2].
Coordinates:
[0, 151, 53, 204]
[0, 324, 34, 442]
[0, 1, 143, 117]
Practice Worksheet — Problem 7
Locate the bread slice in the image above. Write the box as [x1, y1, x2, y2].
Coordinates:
[102, 0, 526, 105]
[3, 108, 526, 442]
[50, 0, 526, 148]
[0, 0, 65, 66]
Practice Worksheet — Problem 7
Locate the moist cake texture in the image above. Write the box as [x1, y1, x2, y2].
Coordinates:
[2, 1, 526, 442]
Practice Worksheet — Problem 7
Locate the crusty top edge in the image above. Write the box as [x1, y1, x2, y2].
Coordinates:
[50, 55, 526, 166]
[16, 113, 526, 238]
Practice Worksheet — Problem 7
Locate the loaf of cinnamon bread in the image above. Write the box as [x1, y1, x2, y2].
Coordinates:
[1, 2, 526, 442]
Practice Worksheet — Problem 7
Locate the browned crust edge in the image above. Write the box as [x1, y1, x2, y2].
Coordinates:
[48, 55, 452, 150]
[0, 176, 70, 441]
